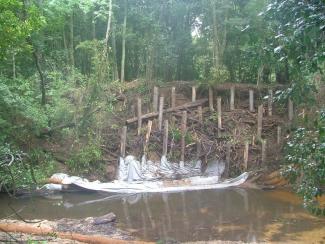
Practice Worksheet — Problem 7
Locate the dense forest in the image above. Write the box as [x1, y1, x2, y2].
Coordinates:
[0, 0, 324, 213]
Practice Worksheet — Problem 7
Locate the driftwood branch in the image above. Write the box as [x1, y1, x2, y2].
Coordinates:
[126, 99, 208, 124]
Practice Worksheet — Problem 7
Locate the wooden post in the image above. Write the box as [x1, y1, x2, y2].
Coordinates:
[198, 106, 203, 123]
[217, 97, 222, 130]
[261, 139, 266, 164]
[153, 86, 159, 112]
[137, 97, 142, 136]
[144, 120, 153, 156]
[249, 89, 254, 112]
[196, 141, 201, 160]
[181, 111, 187, 163]
[268, 89, 273, 116]
[158, 96, 164, 131]
[120, 126, 127, 157]
[277, 126, 282, 145]
[192, 86, 196, 102]
[171, 87, 176, 108]
[230, 86, 235, 111]
[130, 104, 135, 117]
[257, 104, 263, 139]
[163, 120, 168, 156]
[226, 143, 231, 177]
[209, 87, 214, 111]
[288, 98, 293, 122]
[243, 142, 249, 170]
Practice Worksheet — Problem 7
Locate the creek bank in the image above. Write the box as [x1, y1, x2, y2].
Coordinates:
[0, 214, 152, 244]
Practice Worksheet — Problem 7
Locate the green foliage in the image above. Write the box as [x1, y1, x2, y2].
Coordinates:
[0, 145, 56, 192]
[275, 80, 317, 106]
[169, 126, 193, 144]
[67, 138, 103, 174]
[0, 0, 45, 59]
[263, 0, 325, 80]
[282, 110, 325, 214]
[0, 77, 48, 142]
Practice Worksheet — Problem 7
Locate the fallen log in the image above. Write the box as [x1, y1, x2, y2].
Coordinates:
[126, 99, 208, 124]
[0, 221, 152, 244]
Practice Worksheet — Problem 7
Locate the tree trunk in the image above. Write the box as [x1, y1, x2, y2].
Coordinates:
[12, 52, 16, 79]
[63, 28, 69, 65]
[212, 0, 219, 68]
[145, 45, 154, 82]
[112, 23, 119, 81]
[69, 13, 75, 68]
[120, 0, 127, 83]
[22, 0, 46, 106]
[104, 0, 112, 55]
[91, 11, 96, 40]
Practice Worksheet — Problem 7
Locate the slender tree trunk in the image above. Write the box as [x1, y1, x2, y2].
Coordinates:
[104, 0, 112, 49]
[63, 28, 69, 66]
[112, 23, 119, 81]
[23, 0, 46, 106]
[120, 0, 127, 83]
[12, 52, 16, 79]
[145, 45, 154, 82]
[212, 0, 219, 68]
[92, 11, 96, 40]
[69, 13, 75, 68]
[98, 0, 113, 82]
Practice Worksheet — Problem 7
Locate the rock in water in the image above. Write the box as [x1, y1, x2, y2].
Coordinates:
[92, 213, 116, 225]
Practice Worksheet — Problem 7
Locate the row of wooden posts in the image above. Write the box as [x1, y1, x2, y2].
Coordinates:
[120, 86, 294, 170]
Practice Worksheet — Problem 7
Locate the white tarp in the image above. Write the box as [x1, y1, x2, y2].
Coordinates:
[43, 155, 248, 194]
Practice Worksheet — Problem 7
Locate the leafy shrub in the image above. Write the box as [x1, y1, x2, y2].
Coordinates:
[282, 110, 325, 214]
[67, 143, 102, 174]
[0, 145, 55, 192]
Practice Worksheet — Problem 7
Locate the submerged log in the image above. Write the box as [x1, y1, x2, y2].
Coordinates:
[126, 99, 208, 124]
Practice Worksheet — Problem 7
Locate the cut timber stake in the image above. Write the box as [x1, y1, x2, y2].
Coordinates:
[268, 89, 273, 116]
[277, 126, 282, 145]
[120, 126, 127, 158]
[196, 141, 201, 160]
[261, 139, 266, 164]
[171, 87, 176, 108]
[230, 86, 235, 110]
[249, 89, 254, 112]
[163, 120, 168, 156]
[192, 86, 196, 102]
[137, 98, 142, 136]
[181, 111, 187, 163]
[217, 97, 222, 130]
[288, 98, 293, 123]
[257, 104, 263, 139]
[143, 120, 152, 157]
[153, 86, 159, 112]
[209, 87, 214, 111]
[243, 142, 249, 170]
[158, 96, 164, 131]
[198, 106, 203, 123]
[126, 99, 208, 124]
[226, 143, 231, 177]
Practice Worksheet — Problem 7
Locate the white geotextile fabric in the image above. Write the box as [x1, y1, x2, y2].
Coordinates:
[45, 172, 248, 193]
[43, 155, 247, 194]
[118, 155, 207, 182]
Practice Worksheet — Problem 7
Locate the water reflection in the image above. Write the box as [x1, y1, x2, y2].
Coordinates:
[0, 189, 324, 242]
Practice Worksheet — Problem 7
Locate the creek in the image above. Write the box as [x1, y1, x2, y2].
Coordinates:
[1, 188, 324, 243]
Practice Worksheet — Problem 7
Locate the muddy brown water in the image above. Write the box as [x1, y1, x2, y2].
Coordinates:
[1, 189, 325, 243]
